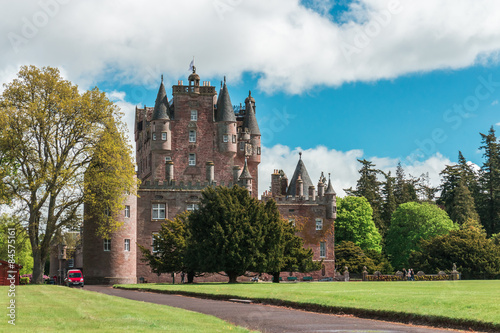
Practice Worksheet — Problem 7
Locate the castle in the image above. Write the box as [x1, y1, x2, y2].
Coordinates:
[82, 68, 336, 284]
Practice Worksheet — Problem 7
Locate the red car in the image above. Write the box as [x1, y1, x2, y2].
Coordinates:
[65, 269, 84, 287]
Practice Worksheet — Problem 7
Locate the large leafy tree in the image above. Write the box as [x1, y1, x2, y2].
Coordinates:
[386, 202, 457, 269]
[409, 219, 500, 279]
[0, 65, 136, 283]
[186, 186, 318, 283]
[138, 212, 195, 283]
[335, 196, 382, 253]
[186, 185, 266, 283]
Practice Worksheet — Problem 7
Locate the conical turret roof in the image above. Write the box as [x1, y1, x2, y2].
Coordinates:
[326, 174, 336, 195]
[244, 100, 260, 135]
[151, 79, 169, 121]
[287, 153, 313, 197]
[239, 159, 253, 180]
[216, 78, 236, 122]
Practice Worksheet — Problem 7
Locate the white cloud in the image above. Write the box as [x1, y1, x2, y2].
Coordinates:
[259, 144, 452, 198]
[491, 100, 499, 106]
[1, 0, 500, 94]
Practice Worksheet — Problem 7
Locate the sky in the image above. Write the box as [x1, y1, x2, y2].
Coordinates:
[1, 0, 500, 197]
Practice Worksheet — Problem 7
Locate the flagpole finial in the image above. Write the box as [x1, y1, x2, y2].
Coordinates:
[224, 76, 226, 84]
[161, 74, 163, 82]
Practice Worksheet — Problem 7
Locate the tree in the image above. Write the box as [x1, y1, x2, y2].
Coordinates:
[0, 65, 136, 283]
[335, 241, 376, 274]
[381, 172, 397, 233]
[0, 214, 33, 275]
[386, 202, 457, 269]
[138, 212, 196, 283]
[345, 159, 384, 233]
[186, 185, 267, 283]
[409, 219, 500, 279]
[335, 196, 382, 253]
[449, 179, 480, 225]
[477, 126, 500, 236]
[264, 210, 320, 283]
[394, 162, 418, 205]
[438, 152, 479, 225]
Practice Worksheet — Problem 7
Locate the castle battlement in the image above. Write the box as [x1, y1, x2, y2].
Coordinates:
[140, 180, 236, 191]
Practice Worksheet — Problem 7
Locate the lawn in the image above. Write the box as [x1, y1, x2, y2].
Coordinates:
[116, 280, 500, 329]
[0, 285, 253, 332]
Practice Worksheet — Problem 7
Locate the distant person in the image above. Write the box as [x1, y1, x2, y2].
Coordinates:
[410, 269, 415, 281]
[402, 268, 407, 281]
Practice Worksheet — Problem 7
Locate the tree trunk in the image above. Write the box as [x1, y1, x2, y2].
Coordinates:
[227, 272, 238, 283]
[187, 271, 194, 284]
[272, 272, 281, 283]
[32, 248, 44, 284]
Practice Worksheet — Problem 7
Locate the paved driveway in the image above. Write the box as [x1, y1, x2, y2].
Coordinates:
[86, 285, 467, 333]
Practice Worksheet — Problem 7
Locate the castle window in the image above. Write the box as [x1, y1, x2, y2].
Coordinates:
[152, 203, 166, 220]
[223, 134, 229, 143]
[124, 205, 130, 218]
[165, 156, 171, 161]
[189, 130, 196, 143]
[124, 239, 130, 251]
[316, 218, 323, 230]
[288, 218, 295, 227]
[104, 207, 111, 217]
[162, 132, 167, 141]
[152, 233, 159, 253]
[320, 242, 326, 258]
[187, 203, 199, 212]
[189, 154, 196, 166]
[240, 142, 245, 151]
[103, 239, 111, 252]
[232, 135, 236, 143]
[152, 133, 156, 141]
[257, 147, 261, 155]
[191, 110, 198, 121]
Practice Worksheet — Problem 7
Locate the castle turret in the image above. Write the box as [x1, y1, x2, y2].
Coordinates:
[151, 78, 171, 149]
[239, 159, 253, 194]
[287, 153, 313, 199]
[244, 92, 261, 164]
[216, 77, 237, 154]
[325, 174, 337, 219]
[271, 169, 281, 197]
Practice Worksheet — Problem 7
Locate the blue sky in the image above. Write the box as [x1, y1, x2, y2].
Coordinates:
[2, 0, 500, 196]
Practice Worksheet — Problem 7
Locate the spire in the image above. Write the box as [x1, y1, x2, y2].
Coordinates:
[216, 77, 236, 122]
[287, 154, 313, 197]
[151, 79, 169, 121]
[326, 173, 336, 195]
[243, 101, 260, 135]
[239, 158, 253, 180]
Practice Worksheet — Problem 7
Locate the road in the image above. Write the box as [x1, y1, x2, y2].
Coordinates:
[86, 285, 468, 333]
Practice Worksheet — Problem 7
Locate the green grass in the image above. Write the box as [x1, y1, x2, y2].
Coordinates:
[0, 285, 253, 332]
[116, 280, 500, 329]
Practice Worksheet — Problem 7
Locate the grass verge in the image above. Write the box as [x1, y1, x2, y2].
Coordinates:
[0, 285, 253, 332]
[115, 280, 500, 332]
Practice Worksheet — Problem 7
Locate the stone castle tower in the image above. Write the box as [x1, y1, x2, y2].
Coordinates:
[83, 67, 335, 283]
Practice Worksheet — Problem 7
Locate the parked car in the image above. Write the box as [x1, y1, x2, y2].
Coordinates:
[65, 269, 84, 287]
